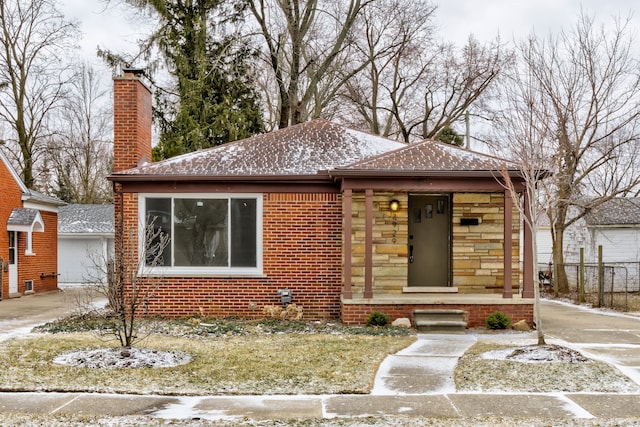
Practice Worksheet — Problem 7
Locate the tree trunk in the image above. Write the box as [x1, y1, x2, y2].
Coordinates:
[552, 223, 570, 293]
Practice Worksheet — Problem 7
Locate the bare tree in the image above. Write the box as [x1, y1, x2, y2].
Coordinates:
[493, 59, 552, 344]
[495, 12, 640, 293]
[0, 0, 79, 189]
[340, 0, 436, 139]
[82, 215, 170, 348]
[248, 0, 373, 129]
[46, 64, 113, 203]
[340, 0, 507, 143]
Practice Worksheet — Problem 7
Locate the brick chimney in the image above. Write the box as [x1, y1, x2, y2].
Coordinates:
[113, 68, 152, 172]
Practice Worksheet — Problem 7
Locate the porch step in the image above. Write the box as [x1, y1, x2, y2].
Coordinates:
[413, 309, 467, 334]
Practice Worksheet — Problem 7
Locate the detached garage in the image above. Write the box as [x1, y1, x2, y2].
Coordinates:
[58, 204, 114, 285]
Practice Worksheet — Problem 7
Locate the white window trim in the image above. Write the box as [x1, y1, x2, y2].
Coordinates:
[138, 193, 263, 277]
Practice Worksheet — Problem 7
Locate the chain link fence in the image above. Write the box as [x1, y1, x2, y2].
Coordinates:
[538, 262, 640, 311]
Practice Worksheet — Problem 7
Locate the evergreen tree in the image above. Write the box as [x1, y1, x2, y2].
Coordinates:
[435, 127, 464, 147]
[103, 1, 263, 160]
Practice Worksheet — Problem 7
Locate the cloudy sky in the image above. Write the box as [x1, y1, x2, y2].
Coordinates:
[60, 0, 640, 66]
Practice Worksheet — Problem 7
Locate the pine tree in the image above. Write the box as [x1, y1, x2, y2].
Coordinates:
[104, 1, 264, 160]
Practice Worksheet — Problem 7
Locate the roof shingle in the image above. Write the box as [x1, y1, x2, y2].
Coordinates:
[115, 119, 406, 178]
[58, 204, 114, 234]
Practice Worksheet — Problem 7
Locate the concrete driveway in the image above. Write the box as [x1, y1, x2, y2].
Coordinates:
[0, 286, 105, 341]
[541, 299, 640, 384]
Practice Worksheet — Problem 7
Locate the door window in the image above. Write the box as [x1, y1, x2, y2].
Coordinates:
[8, 232, 15, 265]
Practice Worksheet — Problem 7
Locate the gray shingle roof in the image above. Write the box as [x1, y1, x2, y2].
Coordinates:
[58, 204, 114, 234]
[7, 208, 40, 227]
[113, 119, 406, 178]
[585, 198, 640, 226]
[24, 189, 66, 207]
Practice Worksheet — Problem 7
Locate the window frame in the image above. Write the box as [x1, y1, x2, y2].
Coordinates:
[138, 193, 263, 277]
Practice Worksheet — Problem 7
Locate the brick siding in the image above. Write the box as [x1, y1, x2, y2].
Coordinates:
[0, 159, 59, 298]
[341, 303, 533, 328]
[121, 192, 343, 320]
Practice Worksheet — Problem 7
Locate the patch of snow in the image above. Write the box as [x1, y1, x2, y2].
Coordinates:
[151, 396, 232, 421]
[343, 128, 405, 156]
[481, 344, 589, 364]
[53, 347, 191, 369]
[551, 393, 596, 419]
[0, 325, 35, 343]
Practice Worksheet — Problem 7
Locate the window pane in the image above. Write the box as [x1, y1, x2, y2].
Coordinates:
[174, 199, 228, 266]
[231, 198, 257, 267]
[145, 198, 172, 266]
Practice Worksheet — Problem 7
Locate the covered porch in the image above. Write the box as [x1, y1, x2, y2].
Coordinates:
[332, 145, 537, 327]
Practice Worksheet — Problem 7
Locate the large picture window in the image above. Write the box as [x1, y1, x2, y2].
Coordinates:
[140, 194, 262, 275]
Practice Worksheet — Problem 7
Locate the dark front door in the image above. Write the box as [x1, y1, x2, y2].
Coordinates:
[408, 194, 451, 287]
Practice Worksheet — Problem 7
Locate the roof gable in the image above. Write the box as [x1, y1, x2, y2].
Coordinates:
[115, 119, 406, 179]
[0, 149, 65, 209]
[334, 139, 516, 175]
[7, 208, 44, 232]
[0, 149, 29, 194]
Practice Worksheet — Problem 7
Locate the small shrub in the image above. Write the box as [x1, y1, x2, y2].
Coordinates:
[486, 311, 512, 330]
[366, 311, 391, 327]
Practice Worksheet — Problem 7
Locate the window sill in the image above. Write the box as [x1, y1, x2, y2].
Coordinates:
[140, 267, 265, 278]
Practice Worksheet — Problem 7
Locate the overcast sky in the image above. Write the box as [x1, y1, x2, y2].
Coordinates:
[60, 0, 640, 66]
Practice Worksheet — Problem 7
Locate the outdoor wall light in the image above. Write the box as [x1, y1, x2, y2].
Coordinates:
[389, 199, 400, 212]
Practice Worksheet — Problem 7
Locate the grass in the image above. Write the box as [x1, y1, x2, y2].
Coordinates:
[1, 318, 415, 396]
[455, 341, 640, 393]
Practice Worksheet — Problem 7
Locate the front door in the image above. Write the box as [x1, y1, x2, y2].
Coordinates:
[408, 194, 451, 287]
[8, 231, 17, 295]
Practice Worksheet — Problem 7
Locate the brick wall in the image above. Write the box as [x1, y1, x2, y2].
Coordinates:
[0, 160, 22, 298]
[0, 158, 59, 298]
[121, 192, 343, 320]
[341, 303, 533, 328]
[113, 72, 152, 173]
[18, 210, 58, 294]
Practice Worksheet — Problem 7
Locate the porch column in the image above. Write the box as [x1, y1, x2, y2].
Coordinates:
[364, 189, 373, 298]
[522, 192, 535, 298]
[343, 189, 353, 299]
[503, 189, 513, 298]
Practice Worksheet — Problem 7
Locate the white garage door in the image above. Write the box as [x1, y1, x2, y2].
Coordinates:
[58, 238, 106, 284]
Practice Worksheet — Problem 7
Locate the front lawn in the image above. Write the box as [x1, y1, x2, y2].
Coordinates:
[0, 318, 414, 395]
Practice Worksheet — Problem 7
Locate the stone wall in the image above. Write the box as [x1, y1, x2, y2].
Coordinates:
[348, 191, 521, 296]
[452, 193, 520, 294]
[349, 191, 408, 294]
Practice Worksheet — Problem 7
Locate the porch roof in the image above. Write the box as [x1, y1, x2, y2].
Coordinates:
[7, 208, 44, 233]
[331, 139, 520, 177]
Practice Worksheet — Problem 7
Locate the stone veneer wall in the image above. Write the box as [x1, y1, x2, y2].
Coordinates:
[452, 193, 520, 294]
[349, 191, 408, 295]
[348, 191, 521, 296]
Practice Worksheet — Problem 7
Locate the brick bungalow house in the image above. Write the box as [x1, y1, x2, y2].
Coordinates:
[0, 149, 64, 299]
[109, 69, 537, 328]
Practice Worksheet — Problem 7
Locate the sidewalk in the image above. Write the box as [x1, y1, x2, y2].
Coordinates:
[1, 293, 640, 423]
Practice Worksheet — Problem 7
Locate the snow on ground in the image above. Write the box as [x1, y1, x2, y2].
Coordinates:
[481, 344, 589, 364]
[53, 347, 192, 369]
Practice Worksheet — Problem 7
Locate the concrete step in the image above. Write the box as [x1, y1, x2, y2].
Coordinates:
[414, 320, 467, 334]
[413, 309, 467, 333]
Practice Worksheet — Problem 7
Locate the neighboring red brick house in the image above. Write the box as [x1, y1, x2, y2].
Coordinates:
[109, 69, 537, 328]
[0, 149, 65, 299]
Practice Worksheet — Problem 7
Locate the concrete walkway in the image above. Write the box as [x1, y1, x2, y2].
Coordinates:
[372, 333, 477, 395]
[1, 292, 640, 422]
